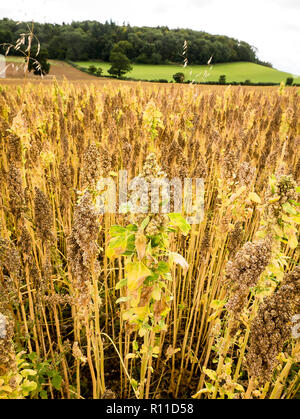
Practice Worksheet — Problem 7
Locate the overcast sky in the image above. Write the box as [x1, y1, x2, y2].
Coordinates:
[1, 0, 299, 74]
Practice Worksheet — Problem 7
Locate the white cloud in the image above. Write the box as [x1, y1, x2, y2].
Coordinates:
[0, 0, 299, 74]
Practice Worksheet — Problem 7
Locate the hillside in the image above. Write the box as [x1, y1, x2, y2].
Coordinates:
[75, 61, 300, 84]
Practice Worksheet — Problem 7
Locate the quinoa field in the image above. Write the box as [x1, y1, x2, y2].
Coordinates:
[0, 80, 299, 400]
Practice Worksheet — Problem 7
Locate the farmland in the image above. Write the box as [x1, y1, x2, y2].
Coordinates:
[3, 57, 300, 85]
[0, 77, 299, 400]
[75, 60, 300, 83]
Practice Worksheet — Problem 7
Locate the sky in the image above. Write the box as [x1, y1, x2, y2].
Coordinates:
[1, 0, 299, 75]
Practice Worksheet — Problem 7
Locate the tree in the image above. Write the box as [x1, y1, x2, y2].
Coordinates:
[286, 77, 294, 86]
[108, 51, 132, 78]
[28, 48, 50, 76]
[95, 68, 103, 76]
[111, 40, 133, 57]
[0, 18, 262, 66]
[173, 72, 185, 83]
[88, 64, 97, 73]
[150, 52, 162, 64]
[219, 74, 226, 84]
[135, 53, 149, 64]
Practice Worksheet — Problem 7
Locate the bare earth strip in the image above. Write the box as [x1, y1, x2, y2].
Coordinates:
[2, 59, 99, 81]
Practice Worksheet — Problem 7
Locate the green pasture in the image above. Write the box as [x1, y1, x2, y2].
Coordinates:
[75, 61, 300, 83]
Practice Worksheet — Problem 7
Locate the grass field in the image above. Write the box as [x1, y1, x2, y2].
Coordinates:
[75, 61, 300, 83]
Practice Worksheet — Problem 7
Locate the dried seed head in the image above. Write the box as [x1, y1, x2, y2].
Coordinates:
[237, 162, 256, 188]
[225, 237, 272, 318]
[72, 341, 87, 365]
[0, 312, 16, 374]
[59, 161, 72, 210]
[7, 134, 22, 163]
[0, 237, 21, 279]
[221, 150, 239, 180]
[0, 313, 7, 339]
[102, 389, 117, 399]
[81, 143, 102, 189]
[247, 267, 300, 383]
[34, 187, 54, 243]
[227, 221, 244, 256]
[265, 174, 297, 222]
[67, 191, 100, 317]
[7, 165, 25, 218]
[192, 154, 207, 179]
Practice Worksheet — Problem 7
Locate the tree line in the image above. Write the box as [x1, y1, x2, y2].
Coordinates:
[0, 18, 272, 67]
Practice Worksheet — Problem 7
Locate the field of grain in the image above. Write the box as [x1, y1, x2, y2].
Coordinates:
[0, 80, 299, 399]
[75, 61, 300, 83]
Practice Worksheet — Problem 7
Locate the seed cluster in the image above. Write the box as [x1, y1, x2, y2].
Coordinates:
[67, 191, 101, 315]
[225, 237, 272, 318]
[247, 267, 300, 383]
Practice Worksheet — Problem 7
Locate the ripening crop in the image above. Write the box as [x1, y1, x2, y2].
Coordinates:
[0, 80, 299, 399]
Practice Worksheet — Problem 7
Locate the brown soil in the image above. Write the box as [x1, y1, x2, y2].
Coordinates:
[2, 60, 101, 80]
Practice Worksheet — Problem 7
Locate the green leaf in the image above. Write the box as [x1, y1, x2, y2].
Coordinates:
[282, 202, 297, 215]
[20, 369, 37, 378]
[125, 234, 136, 253]
[21, 380, 37, 394]
[109, 225, 127, 237]
[144, 272, 159, 284]
[46, 369, 55, 378]
[126, 261, 152, 291]
[130, 379, 138, 390]
[210, 300, 226, 310]
[116, 296, 131, 304]
[269, 174, 277, 194]
[28, 352, 37, 362]
[289, 199, 300, 207]
[51, 373, 62, 390]
[157, 261, 170, 274]
[150, 235, 161, 247]
[106, 235, 128, 258]
[115, 278, 127, 290]
[126, 224, 138, 232]
[40, 390, 48, 399]
[205, 381, 215, 392]
[140, 216, 150, 231]
[203, 368, 217, 381]
[168, 213, 191, 236]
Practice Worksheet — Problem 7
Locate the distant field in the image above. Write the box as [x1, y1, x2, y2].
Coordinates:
[1, 57, 97, 81]
[75, 61, 300, 83]
[2, 57, 299, 87]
